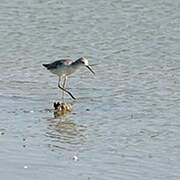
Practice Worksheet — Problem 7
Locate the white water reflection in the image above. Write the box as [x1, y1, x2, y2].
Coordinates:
[46, 116, 87, 151]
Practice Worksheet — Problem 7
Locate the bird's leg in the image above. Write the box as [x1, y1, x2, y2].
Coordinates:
[58, 76, 76, 100]
[62, 76, 67, 102]
[58, 77, 62, 100]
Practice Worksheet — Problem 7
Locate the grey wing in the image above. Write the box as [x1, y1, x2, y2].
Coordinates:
[43, 59, 72, 70]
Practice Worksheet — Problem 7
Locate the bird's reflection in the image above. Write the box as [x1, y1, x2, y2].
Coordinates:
[46, 116, 87, 152]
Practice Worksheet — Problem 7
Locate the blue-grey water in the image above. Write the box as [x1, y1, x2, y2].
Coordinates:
[0, 0, 180, 179]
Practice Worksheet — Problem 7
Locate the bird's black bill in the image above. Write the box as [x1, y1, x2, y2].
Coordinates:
[86, 65, 95, 75]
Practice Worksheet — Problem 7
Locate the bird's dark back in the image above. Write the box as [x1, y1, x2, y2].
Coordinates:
[42, 59, 72, 70]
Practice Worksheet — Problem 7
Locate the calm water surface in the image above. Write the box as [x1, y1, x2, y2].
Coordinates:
[0, 0, 180, 179]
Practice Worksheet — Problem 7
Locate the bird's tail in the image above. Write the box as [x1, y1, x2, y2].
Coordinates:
[42, 64, 50, 69]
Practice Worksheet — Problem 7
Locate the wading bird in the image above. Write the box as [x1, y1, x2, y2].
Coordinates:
[43, 57, 95, 100]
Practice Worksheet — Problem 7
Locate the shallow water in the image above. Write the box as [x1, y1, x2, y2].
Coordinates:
[0, 0, 180, 179]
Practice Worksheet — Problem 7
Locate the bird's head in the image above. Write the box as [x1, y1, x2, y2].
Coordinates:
[78, 57, 95, 75]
